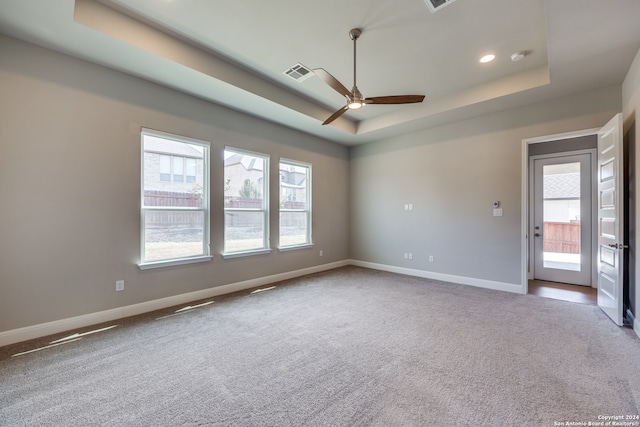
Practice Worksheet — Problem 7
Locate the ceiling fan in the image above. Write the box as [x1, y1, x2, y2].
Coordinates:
[314, 28, 425, 126]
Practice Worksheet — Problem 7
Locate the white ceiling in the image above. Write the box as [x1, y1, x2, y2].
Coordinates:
[1, 0, 639, 145]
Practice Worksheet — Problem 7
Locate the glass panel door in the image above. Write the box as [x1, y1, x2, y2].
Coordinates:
[532, 153, 593, 286]
[542, 162, 581, 271]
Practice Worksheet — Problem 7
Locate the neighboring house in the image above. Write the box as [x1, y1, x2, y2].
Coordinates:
[543, 172, 581, 223]
[223, 153, 307, 208]
[280, 164, 307, 208]
[224, 153, 265, 203]
[143, 136, 204, 195]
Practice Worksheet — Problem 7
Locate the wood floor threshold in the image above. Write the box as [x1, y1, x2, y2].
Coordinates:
[528, 280, 597, 305]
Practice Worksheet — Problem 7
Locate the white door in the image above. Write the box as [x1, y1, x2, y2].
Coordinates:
[597, 113, 624, 326]
[532, 153, 593, 286]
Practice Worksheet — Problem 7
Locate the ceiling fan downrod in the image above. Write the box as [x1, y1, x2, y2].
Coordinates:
[349, 28, 363, 106]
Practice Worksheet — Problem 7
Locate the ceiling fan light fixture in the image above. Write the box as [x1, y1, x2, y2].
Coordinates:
[348, 100, 364, 110]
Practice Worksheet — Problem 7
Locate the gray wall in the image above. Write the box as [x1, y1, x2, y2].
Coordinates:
[528, 135, 597, 157]
[0, 36, 350, 332]
[350, 86, 621, 286]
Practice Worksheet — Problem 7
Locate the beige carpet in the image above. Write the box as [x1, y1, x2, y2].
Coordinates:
[1, 266, 639, 426]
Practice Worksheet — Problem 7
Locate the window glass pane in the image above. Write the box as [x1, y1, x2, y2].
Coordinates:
[160, 155, 171, 182]
[223, 148, 269, 254]
[224, 150, 265, 208]
[186, 158, 196, 183]
[280, 163, 308, 210]
[279, 161, 310, 248]
[144, 211, 204, 262]
[542, 162, 581, 271]
[224, 211, 265, 253]
[160, 155, 171, 173]
[173, 156, 184, 182]
[279, 211, 309, 246]
[143, 137, 204, 208]
[142, 131, 209, 265]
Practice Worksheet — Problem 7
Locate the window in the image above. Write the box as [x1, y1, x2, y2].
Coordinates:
[160, 155, 171, 181]
[279, 160, 311, 248]
[140, 129, 210, 268]
[159, 154, 196, 183]
[173, 156, 184, 182]
[224, 148, 269, 255]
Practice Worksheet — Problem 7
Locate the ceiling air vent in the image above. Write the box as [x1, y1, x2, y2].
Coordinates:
[424, 0, 456, 13]
[283, 63, 314, 82]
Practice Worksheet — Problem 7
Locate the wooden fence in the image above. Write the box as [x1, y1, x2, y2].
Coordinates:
[543, 221, 580, 254]
[145, 190, 202, 207]
[144, 191, 202, 228]
[143, 192, 307, 228]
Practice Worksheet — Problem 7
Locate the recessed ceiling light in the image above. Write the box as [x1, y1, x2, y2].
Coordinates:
[479, 54, 496, 64]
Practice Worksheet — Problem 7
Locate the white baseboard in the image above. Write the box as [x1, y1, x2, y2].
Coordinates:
[349, 260, 523, 294]
[0, 260, 349, 347]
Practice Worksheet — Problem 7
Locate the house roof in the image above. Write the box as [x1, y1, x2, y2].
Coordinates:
[1, 0, 639, 145]
[144, 135, 203, 158]
[224, 153, 264, 171]
[544, 173, 580, 199]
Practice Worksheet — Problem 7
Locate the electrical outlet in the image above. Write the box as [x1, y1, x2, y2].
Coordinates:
[115, 280, 124, 292]
[408, 253, 413, 260]
[319, 250, 323, 257]
[429, 255, 434, 262]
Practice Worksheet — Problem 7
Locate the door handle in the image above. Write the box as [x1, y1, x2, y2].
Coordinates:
[608, 243, 629, 249]
[534, 233, 541, 237]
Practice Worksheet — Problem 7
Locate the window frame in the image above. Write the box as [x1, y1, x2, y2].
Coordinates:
[278, 158, 312, 251]
[222, 146, 271, 258]
[139, 128, 211, 270]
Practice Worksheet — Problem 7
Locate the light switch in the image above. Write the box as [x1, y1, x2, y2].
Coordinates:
[493, 208, 503, 217]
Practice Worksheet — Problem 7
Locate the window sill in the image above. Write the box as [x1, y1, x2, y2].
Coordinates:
[222, 248, 272, 259]
[138, 256, 213, 270]
[278, 244, 314, 252]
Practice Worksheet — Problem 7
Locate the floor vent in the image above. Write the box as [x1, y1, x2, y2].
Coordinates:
[283, 63, 314, 82]
[424, 0, 456, 13]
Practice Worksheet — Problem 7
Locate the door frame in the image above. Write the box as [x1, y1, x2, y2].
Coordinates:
[528, 150, 597, 286]
[521, 128, 600, 294]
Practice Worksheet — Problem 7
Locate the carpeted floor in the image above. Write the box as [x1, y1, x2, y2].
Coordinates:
[1, 266, 639, 426]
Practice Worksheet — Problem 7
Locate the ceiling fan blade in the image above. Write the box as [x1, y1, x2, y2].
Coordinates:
[313, 68, 351, 98]
[364, 95, 425, 105]
[322, 105, 349, 125]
